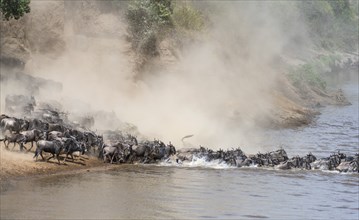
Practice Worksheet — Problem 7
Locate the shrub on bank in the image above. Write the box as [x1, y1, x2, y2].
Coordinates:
[288, 54, 342, 91]
[126, 0, 173, 56]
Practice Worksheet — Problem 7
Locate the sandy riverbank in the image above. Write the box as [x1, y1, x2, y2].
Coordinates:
[0, 142, 109, 184]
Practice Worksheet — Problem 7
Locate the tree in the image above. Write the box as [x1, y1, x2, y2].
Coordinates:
[0, 0, 30, 20]
[126, 0, 173, 56]
[298, 0, 358, 50]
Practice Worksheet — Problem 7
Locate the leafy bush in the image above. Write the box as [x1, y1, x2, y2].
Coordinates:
[0, 0, 30, 20]
[288, 54, 341, 91]
[172, 4, 205, 31]
[126, 0, 173, 56]
[289, 64, 327, 91]
[297, 0, 358, 51]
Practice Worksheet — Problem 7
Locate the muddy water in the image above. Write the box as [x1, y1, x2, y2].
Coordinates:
[1, 71, 358, 219]
[1, 166, 358, 219]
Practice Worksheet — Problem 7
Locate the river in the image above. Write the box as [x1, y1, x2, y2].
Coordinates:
[1, 70, 358, 219]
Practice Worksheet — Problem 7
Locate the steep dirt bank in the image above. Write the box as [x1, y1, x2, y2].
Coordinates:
[267, 70, 352, 128]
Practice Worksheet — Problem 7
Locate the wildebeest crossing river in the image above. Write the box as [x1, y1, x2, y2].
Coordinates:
[1, 75, 358, 219]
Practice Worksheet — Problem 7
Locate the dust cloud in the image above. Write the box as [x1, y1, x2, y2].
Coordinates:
[3, 1, 311, 152]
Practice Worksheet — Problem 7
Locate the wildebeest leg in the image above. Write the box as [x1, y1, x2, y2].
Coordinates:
[40, 152, 45, 161]
[56, 153, 61, 164]
[27, 142, 34, 152]
[47, 153, 55, 161]
[110, 154, 115, 164]
[34, 150, 39, 161]
[20, 143, 27, 151]
[142, 157, 148, 164]
[11, 142, 17, 151]
[4, 140, 9, 149]
[128, 154, 134, 163]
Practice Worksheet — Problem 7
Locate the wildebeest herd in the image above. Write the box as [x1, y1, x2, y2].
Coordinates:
[0, 114, 358, 173]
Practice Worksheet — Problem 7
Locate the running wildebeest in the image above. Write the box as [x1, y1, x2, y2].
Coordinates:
[0, 131, 26, 151]
[20, 129, 43, 151]
[84, 131, 102, 154]
[68, 129, 86, 142]
[129, 142, 153, 163]
[0, 117, 29, 134]
[47, 123, 66, 132]
[63, 138, 87, 162]
[28, 118, 49, 131]
[101, 141, 132, 164]
[0, 114, 10, 122]
[34, 139, 66, 164]
[47, 131, 64, 141]
[102, 142, 122, 164]
[146, 141, 176, 162]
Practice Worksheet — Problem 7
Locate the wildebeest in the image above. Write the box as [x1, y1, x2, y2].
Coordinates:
[63, 138, 87, 162]
[84, 131, 103, 154]
[28, 118, 49, 131]
[19, 129, 43, 151]
[0, 117, 29, 134]
[47, 131, 64, 141]
[165, 142, 176, 157]
[47, 123, 66, 132]
[33, 139, 66, 164]
[68, 129, 86, 142]
[38, 109, 64, 124]
[101, 141, 133, 164]
[102, 143, 121, 164]
[147, 141, 176, 162]
[0, 131, 26, 151]
[176, 148, 199, 162]
[129, 142, 152, 163]
[312, 151, 345, 171]
[0, 114, 10, 122]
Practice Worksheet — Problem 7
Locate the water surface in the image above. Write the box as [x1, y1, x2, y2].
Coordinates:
[1, 71, 358, 219]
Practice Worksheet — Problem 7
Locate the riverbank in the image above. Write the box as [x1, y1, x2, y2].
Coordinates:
[0, 143, 109, 188]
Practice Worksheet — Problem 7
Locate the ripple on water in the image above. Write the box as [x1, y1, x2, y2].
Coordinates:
[249, 194, 267, 198]
[288, 193, 305, 197]
[242, 214, 269, 219]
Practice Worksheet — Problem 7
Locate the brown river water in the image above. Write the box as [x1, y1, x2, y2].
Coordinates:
[1, 71, 358, 219]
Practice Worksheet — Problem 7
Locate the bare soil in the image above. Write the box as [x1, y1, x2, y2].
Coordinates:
[0, 142, 107, 183]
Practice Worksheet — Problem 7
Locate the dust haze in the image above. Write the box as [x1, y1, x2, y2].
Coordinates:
[1, 1, 311, 152]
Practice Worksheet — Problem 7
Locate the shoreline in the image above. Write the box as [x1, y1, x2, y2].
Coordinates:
[0, 142, 112, 191]
[0, 164, 118, 193]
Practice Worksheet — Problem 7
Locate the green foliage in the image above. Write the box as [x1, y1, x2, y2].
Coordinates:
[172, 4, 205, 31]
[126, 0, 207, 56]
[0, 0, 30, 20]
[297, 0, 358, 51]
[327, 0, 355, 21]
[288, 54, 342, 91]
[289, 64, 327, 91]
[126, 0, 173, 56]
